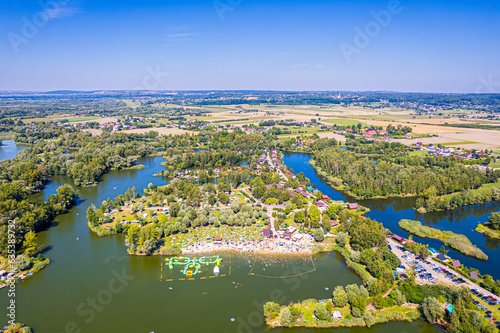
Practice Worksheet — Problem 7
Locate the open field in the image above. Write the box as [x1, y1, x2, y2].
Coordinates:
[321, 118, 368, 127]
[20, 115, 105, 124]
[395, 130, 500, 150]
[121, 127, 194, 135]
[82, 128, 102, 136]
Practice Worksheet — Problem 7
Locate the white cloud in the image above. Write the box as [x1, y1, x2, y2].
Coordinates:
[42, 1, 81, 20]
[166, 32, 198, 43]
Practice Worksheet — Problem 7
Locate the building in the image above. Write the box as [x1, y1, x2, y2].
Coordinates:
[321, 195, 331, 201]
[469, 271, 479, 279]
[347, 203, 359, 210]
[213, 237, 222, 245]
[392, 234, 404, 243]
[436, 253, 446, 261]
[451, 260, 461, 268]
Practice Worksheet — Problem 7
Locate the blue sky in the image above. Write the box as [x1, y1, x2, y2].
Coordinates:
[0, 0, 499, 92]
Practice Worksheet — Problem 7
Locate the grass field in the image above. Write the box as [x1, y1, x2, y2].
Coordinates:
[408, 151, 428, 156]
[471, 294, 500, 327]
[322, 119, 368, 127]
[442, 141, 479, 146]
[66, 117, 99, 123]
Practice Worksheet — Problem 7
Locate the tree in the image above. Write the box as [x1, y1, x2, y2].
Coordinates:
[231, 202, 240, 213]
[170, 202, 180, 217]
[420, 297, 444, 323]
[439, 246, 449, 255]
[394, 289, 406, 306]
[23, 230, 37, 257]
[314, 228, 324, 242]
[486, 212, 500, 230]
[336, 232, 347, 247]
[294, 210, 305, 223]
[217, 192, 230, 204]
[363, 311, 375, 328]
[308, 204, 321, 222]
[263, 302, 280, 319]
[142, 239, 157, 255]
[333, 286, 348, 307]
[126, 225, 140, 248]
[279, 307, 293, 327]
[352, 307, 361, 318]
[15, 255, 32, 271]
[322, 217, 332, 232]
[470, 310, 483, 332]
[86, 206, 99, 227]
[315, 302, 330, 321]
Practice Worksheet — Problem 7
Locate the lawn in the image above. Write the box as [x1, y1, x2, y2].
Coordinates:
[471, 294, 500, 326]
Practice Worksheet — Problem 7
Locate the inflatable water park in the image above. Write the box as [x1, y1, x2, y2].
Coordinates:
[166, 255, 222, 277]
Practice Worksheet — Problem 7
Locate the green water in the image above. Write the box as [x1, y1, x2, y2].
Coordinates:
[0, 151, 443, 332]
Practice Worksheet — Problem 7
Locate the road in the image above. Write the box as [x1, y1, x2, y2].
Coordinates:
[266, 151, 288, 181]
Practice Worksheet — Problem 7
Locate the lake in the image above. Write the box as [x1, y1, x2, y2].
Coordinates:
[0, 146, 444, 332]
[0, 140, 25, 161]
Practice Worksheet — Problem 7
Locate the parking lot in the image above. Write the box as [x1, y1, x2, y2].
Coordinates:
[387, 238, 500, 328]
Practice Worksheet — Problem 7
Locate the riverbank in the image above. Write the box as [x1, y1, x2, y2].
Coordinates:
[265, 301, 420, 329]
[417, 180, 500, 213]
[398, 219, 488, 260]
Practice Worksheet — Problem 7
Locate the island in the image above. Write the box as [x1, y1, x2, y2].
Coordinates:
[398, 219, 488, 260]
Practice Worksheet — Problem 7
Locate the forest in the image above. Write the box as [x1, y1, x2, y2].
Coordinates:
[312, 146, 500, 199]
[0, 182, 76, 263]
